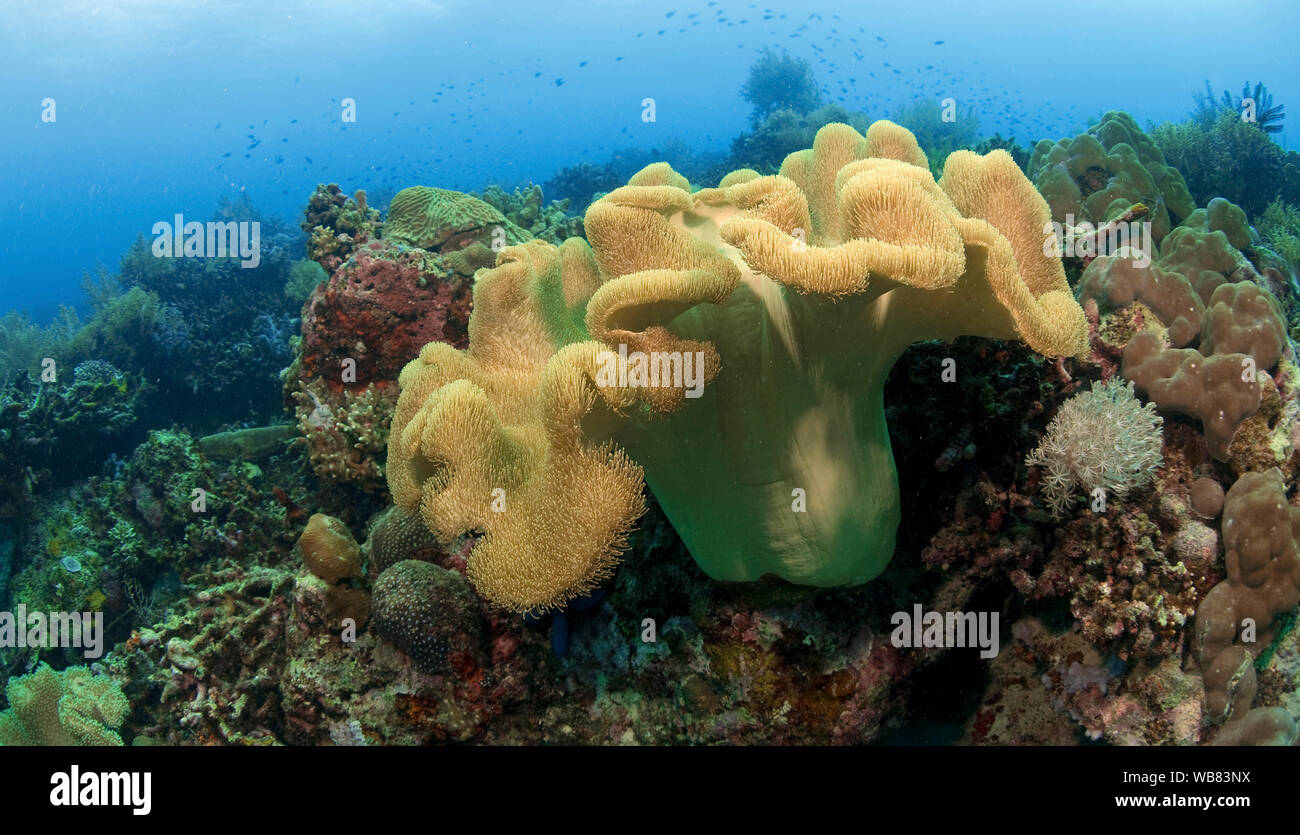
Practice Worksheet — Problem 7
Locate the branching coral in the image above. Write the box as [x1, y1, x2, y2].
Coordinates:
[292, 378, 396, 490]
[475, 184, 585, 244]
[388, 121, 1090, 613]
[1025, 379, 1164, 516]
[303, 184, 381, 273]
[4, 359, 145, 492]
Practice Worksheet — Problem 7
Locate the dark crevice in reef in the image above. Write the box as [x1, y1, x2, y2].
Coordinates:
[872, 581, 1010, 745]
[885, 336, 1053, 563]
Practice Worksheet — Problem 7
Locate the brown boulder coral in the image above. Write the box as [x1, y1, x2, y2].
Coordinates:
[387, 121, 1089, 613]
[1081, 218, 1289, 462]
[1029, 111, 1195, 245]
[1195, 468, 1300, 743]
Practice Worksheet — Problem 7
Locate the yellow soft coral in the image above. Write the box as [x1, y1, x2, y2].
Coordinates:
[388, 242, 649, 613]
[0, 664, 129, 746]
[389, 122, 1090, 612]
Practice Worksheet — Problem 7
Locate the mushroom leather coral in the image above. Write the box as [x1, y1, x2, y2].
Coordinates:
[388, 121, 1090, 613]
[388, 239, 651, 614]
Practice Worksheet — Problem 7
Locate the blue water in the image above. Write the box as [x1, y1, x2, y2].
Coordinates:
[3, 0, 1297, 321]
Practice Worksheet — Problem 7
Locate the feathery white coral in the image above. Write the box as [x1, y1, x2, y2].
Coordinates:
[1026, 378, 1164, 517]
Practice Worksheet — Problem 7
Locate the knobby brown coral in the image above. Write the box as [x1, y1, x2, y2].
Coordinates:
[1196, 468, 1300, 743]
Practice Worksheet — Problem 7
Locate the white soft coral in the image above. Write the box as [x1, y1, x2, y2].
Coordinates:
[1026, 378, 1164, 517]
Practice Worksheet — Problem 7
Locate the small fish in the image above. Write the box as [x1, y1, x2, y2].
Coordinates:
[555, 78, 565, 86]
[579, 61, 588, 67]
[933, 39, 944, 45]
[222, 152, 231, 158]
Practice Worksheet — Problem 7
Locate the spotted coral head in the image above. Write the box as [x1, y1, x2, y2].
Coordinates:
[388, 121, 1090, 612]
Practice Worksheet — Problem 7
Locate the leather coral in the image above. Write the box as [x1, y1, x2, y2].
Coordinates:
[388, 121, 1090, 613]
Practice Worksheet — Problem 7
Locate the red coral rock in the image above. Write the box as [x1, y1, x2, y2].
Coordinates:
[299, 240, 473, 393]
